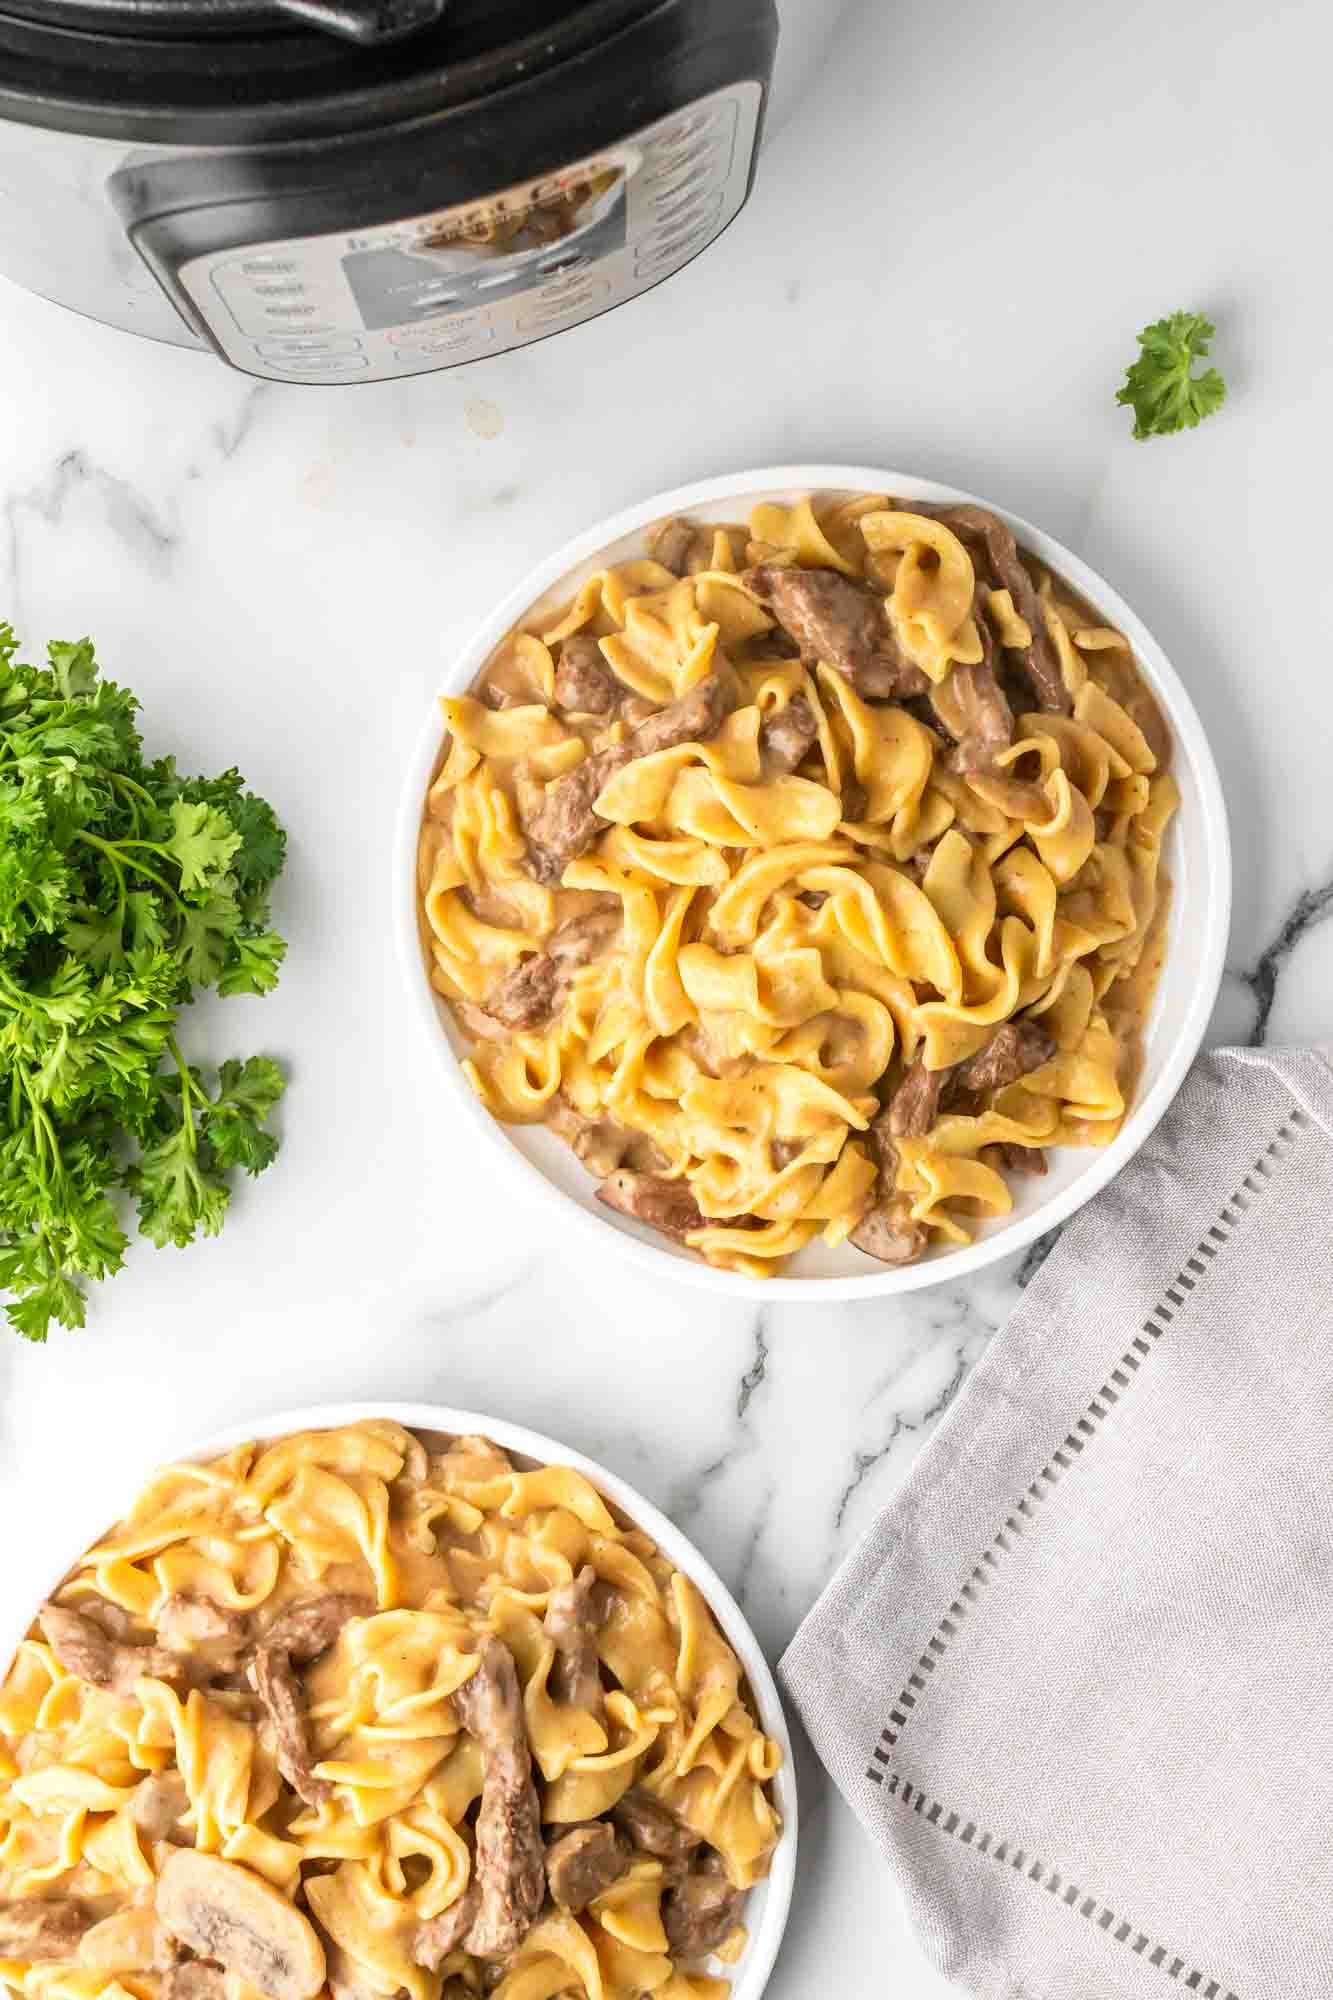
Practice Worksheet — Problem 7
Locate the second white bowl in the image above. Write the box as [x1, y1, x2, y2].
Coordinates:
[0, 1401, 798, 2000]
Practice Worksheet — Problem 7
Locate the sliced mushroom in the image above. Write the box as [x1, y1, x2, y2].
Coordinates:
[161, 1962, 230, 2000]
[155, 1850, 326, 2000]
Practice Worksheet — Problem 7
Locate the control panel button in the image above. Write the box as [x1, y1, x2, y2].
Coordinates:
[652, 106, 721, 148]
[517, 278, 610, 330]
[642, 137, 724, 182]
[649, 181, 724, 227]
[264, 353, 370, 376]
[634, 200, 725, 276]
[255, 334, 364, 358]
[390, 325, 496, 359]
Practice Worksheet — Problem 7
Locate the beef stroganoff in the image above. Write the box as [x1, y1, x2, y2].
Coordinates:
[0, 1422, 782, 2000]
[418, 494, 1177, 1276]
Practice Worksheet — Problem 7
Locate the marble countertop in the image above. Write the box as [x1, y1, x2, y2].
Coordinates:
[1, 0, 1331, 1993]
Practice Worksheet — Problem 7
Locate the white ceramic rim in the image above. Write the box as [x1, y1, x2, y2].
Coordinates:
[395, 463, 1232, 1300]
[1, 1400, 798, 2000]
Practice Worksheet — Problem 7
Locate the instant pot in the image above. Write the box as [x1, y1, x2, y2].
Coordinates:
[0, 0, 777, 383]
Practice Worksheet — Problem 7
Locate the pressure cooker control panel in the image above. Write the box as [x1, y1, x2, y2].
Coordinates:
[170, 83, 760, 384]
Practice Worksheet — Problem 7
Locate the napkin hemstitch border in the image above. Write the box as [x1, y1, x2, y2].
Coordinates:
[864, 1098, 1310, 1780]
[882, 1769, 1240, 2000]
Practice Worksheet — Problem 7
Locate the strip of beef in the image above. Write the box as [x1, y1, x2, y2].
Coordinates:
[849, 1113, 928, 1266]
[0, 1900, 97, 1962]
[852, 1027, 1051, 1265]
[849, 1199, 927, 1266]
[554, 634, 620, 716]
[651, 518, 699, 577]
[449, 1640, 545, 1961]
[981, 1141, 1048, 1177]
[596, 1172, 707, 1244]
[887, 1060, 949, 1139]
[544, 1824, 630, 1914]
[758, 693, 818, 776]
[248, 1651, 327, 1811]
[651, 518, 745, 577]
[904, 503, 1069, 715]
[886, 1024, 1056, 1151]
[610, 1792, 700, 1866]
[480, 953, 557, 1032]
[952, 1021, 1056, 1093]
[661, 1873, 744, 1958]
[263, 1597, 369, 1663]
[543, 1567, 605, 1717]
[928, 587, 1013, 773]
[525, 671, 732, 883]
[39, 1603, 182, 1696]
[413, 1887, 477, 1973]
[746, 565, 930, 701]
[481, 907, 622, 1033]
[247, 1596, 368, 1811]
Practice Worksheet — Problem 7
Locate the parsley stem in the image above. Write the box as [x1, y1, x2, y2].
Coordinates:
[17, 1065, 63, 1180]
[74, 831, 186, 912]
[109, 772, 157, 810]
[167, 1034, 201, 1155]
[107, 771, 154, 834]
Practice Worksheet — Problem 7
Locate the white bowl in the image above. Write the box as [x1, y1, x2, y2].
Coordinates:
[1, 1400, 798, 2000]
[396, 464, 1232, 1300]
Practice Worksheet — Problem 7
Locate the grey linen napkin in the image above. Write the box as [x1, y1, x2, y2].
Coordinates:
[779, 1046, 1333, 2000]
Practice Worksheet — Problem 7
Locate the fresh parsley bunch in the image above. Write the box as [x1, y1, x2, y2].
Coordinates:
[0, 627, 288, 1340]
[1117, 311, 1227, 440]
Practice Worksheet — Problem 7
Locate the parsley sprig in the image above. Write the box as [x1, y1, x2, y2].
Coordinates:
[0, 627, 288, 1340]
[1116, 311, 1227, 440]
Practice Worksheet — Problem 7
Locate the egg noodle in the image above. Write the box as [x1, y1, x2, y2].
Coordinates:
[418, 495, 1177, 1276]
[0, 1422, 782, 2000]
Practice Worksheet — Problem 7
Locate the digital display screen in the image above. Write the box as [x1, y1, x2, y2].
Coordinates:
[341, 171, 627, 334]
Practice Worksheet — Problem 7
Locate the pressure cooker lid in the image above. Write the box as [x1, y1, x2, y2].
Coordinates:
[0, 0, 657, 136]
[1, 0, 451, 48]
